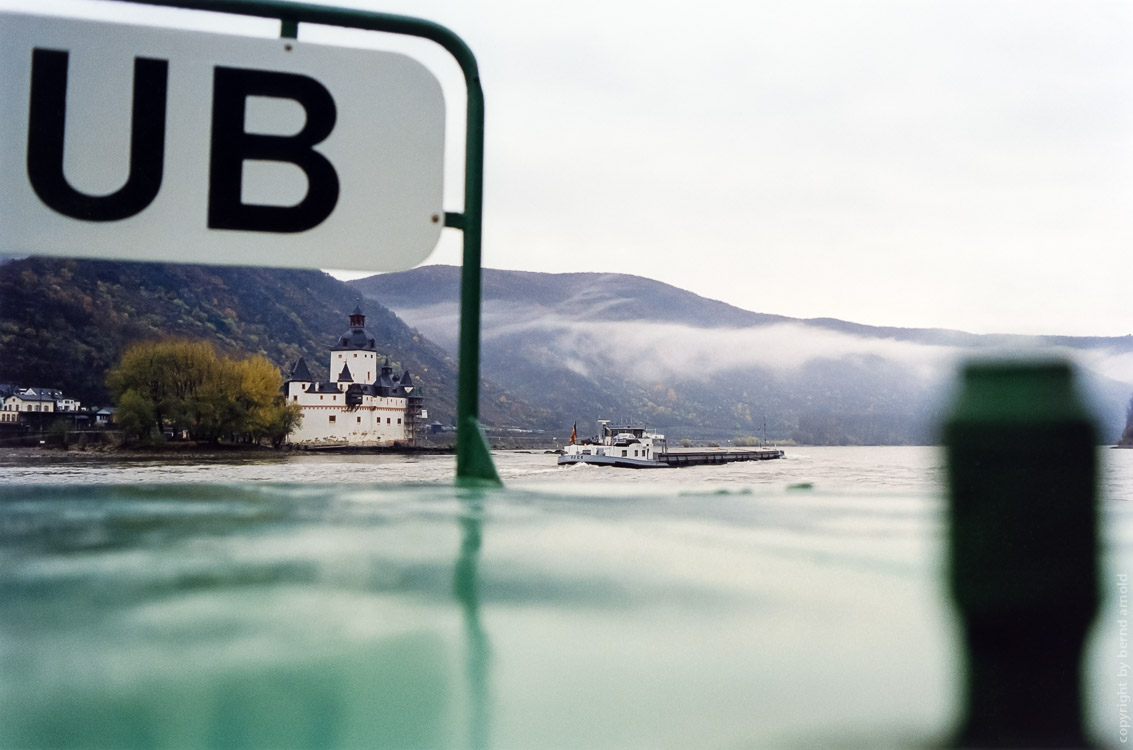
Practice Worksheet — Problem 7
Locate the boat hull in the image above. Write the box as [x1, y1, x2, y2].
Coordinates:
[558, 448, 785, 469]
[557, 453, 667, 469]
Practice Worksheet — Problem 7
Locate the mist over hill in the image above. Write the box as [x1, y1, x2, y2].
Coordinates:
[351, 266, 1133, 444]
[0, 257, 548, 430]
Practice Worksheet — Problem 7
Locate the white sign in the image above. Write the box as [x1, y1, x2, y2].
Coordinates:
[0, 12, 445, 271]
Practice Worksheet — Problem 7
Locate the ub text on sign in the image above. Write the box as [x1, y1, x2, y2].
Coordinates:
[0, 12, 446, 271]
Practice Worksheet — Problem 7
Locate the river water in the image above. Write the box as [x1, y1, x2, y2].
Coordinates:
[1, 445, 948, 491]
[5, 444, 1130, 497]
[2, 446, 1132, 748]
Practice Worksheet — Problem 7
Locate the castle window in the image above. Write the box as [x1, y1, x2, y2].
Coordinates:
[387, 418, 391, 425]
[329, 415, 336, 424]
[293, 396, 298, 402]
[353, 353, 357, 358]
[397, 418, 402, 425]
[357, 416, 362, 423]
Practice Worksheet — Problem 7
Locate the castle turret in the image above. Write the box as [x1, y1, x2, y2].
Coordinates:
[331, 307, 378, 384]
[289, 357, 313, 382]
[283, 356, 314, 401]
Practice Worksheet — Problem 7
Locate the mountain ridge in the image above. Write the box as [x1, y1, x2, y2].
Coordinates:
[351, 265, 1133, 443]
[3, 256, 1125, 445]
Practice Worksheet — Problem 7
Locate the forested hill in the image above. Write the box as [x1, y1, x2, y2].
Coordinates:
[0, 256, 546, 429]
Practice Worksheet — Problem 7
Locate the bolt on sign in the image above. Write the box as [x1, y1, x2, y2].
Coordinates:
[0, 12, 445, 271]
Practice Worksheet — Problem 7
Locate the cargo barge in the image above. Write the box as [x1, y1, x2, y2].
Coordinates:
[558, 421, 784, 469]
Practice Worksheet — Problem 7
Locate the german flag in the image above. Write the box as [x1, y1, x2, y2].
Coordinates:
[569, 423, 577, 444]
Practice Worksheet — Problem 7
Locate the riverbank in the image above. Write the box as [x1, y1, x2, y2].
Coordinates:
[0, 441, 456, 461]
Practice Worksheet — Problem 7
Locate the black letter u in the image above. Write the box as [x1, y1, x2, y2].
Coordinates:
[27, 48, 168, 222]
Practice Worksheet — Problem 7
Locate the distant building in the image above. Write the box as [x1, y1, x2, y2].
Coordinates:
[1, 385, 80, 424]
[283, 307, 425, 446]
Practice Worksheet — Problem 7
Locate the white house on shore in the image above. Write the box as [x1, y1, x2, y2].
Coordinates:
[0, 385, 80, 424]
[283, 307, 425, 446]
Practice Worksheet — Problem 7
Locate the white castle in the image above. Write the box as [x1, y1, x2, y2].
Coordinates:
[283, 307, 425, 446]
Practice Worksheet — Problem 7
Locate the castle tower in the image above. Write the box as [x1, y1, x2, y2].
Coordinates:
[331, 306, 379, 384]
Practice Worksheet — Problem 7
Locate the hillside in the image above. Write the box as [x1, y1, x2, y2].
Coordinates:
[351, 266, 1133, 444]
[0, 257, 548, 429]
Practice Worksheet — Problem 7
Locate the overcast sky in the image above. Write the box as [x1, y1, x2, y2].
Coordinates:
[6, 0, 1133, 337]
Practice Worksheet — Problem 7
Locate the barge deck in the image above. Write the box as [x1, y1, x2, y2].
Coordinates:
[658, 447, 785, 467]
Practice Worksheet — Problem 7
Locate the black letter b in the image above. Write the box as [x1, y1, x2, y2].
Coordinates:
[208, 67, 339, 233]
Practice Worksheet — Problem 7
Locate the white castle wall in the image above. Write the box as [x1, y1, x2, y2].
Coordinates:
[284, 381, 409, 445]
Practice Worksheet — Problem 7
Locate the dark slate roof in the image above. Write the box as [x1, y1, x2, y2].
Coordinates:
[12, 388, 57, 402]
[288, 357, 313, 382]
[306, 381, 343, 394]
[353, 382, 410, 398]
[338, 363, 354, 383]
[332, 309, 377, 352]
[376, 359, 396, 390]
[332, 328, 377, 351]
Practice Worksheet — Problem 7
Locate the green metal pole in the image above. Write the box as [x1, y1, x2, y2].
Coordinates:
[114, 0, 500, 484]
[452, 76, 500, 485]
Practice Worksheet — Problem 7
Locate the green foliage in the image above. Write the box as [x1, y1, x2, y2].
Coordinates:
[107, 340, 298, 446]
[259, 401, 304, 449]
[115, 389, 156, 441]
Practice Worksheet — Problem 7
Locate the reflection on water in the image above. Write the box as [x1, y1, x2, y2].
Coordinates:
[455, 493, 489, 750]
[0, 448, 1130, 747]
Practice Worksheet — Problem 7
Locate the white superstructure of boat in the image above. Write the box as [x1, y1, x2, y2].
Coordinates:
[558, 420, 668, 468]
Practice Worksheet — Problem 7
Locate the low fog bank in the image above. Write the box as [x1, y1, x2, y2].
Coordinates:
[360, 292, 1132, 444]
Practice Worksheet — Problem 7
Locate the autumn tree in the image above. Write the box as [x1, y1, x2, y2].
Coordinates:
[107, 340, 300, 445]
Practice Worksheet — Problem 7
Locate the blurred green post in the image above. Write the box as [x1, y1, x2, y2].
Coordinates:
[944, 360, 1098, 748]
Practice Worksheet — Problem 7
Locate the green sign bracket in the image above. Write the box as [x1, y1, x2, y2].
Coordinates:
[115, 0, 501, 485]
